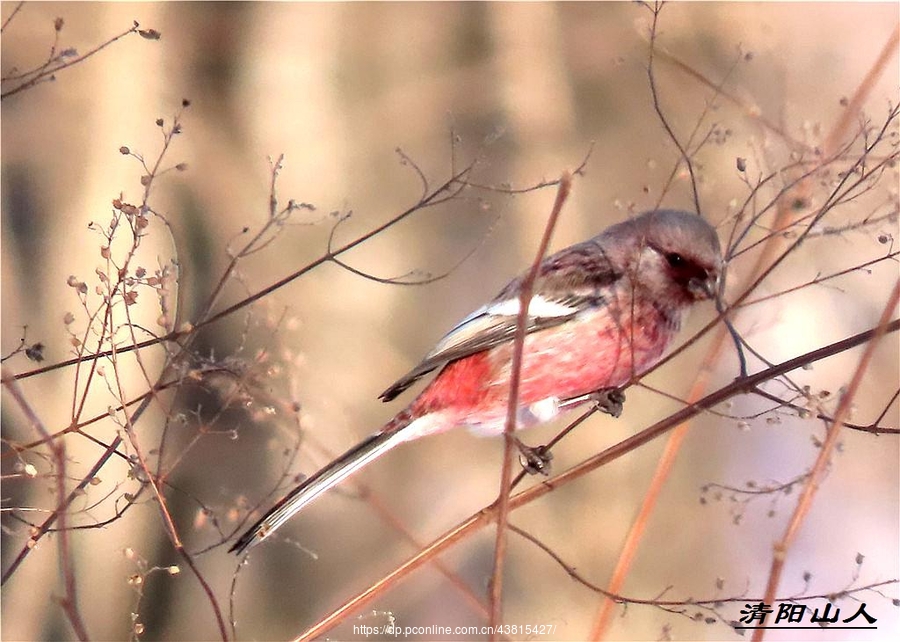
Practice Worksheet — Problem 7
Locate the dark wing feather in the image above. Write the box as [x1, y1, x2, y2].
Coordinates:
[379, 239, 620, 402]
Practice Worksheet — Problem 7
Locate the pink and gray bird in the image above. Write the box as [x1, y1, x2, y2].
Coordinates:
[230, 208, 722, 553]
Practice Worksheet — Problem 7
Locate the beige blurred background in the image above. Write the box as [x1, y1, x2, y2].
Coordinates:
[2, 2, 898, 641]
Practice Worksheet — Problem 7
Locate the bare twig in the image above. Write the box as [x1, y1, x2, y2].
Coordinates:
[753, 279, 900, 642]
[1, 164, 478, 386]
[1, 368, 89, 640]
[509, 522, 896, 614]
[489, 172, 572, 633]
[1, 1, 25, 33]
[293, 318, 900, 640]
[644, 2, 702, 214]
[1, 19, 154, 101]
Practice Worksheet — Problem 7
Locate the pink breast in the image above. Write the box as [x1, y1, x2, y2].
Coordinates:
[411, 301, 679, 429]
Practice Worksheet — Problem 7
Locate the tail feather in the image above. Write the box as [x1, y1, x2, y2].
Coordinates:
[229, 428, 408, 554]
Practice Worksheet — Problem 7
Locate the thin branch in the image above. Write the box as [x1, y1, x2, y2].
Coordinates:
[1, 368, 89, 640]
[293, 318, 900, 641]
[1, 1, 25, 33]
[644, 1, 702, 214]
[751, 386, 899, 435]
[823, 25, 900, 156]
[754, 279, 900, 642]
[1, 20, 152, 100]
[2, 163, 478, 385]
[489, 172, 572, 633]
[509, 522, 895, 609]
[459, 144, 593, 195]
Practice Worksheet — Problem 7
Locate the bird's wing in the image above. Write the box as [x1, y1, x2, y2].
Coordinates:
[379, 240, 620, 401]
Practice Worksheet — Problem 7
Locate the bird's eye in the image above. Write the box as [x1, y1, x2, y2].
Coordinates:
[665, 252, 686, 268]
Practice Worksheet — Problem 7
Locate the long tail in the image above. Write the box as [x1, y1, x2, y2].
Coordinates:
[229, 427, 410, 554]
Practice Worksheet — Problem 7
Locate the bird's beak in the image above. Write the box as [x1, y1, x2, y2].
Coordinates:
[687, 271, 719, 300]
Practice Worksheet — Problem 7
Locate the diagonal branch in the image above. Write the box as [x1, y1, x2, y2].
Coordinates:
[753, 278, 900, 642]
[292, 318, 899, 641]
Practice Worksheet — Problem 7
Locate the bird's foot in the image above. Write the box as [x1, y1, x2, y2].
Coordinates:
[557, 388, 626, 418]
[591, 388, 626, 418]
[514, 439, 553, 476]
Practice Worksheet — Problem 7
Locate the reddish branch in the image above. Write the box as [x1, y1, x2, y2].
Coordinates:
[293, 318, 900, 640]
[489, 172, 572, 632]
[753, 279, 900, 642]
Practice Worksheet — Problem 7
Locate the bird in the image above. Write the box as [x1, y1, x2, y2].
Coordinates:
[230, 208, 722, 554]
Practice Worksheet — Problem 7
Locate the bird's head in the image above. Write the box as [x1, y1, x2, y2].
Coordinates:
[604, 209, 723, 307]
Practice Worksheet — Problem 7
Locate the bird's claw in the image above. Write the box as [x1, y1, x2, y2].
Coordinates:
[516, 441, 553, 476]
[592, 389, 625, 418]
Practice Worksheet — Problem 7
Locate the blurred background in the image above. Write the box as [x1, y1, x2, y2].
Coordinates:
[2, 2, 898, 640]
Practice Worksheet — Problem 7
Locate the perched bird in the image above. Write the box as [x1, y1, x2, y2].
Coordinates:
[230, 208, 722, 554]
